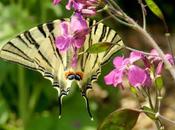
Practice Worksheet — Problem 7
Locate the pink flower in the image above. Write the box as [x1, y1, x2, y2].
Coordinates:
[55, 13, 88, 51]
[128, 65, 151, 87]
[55, 13, 89, 67]
[129, 51, 143, 63]
[104, 56, 128, 88]
[148, 49, 174, 75]
[104, 54, 152, 88]
[104, 69, 125, 88]
[53, 0, 97, 16]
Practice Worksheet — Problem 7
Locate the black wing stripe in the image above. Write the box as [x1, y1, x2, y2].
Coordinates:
[105, 28, 112, 41]
[48, 35, 58, 59]
[92, 54, 98, 69]
[27, 31, 40, 49]
[56, 48, 64, 67]
[38, 50, 52, 67]
[98, 25, 107, 42]
[16, 35, 30, 48]
[7, 42, 33, 61]
[46, 22, 54, 32]
[37, 25, 47, 38]
[4, 60, 35, 70]
[44, 73, 54, 78]
[24, 31, 40, 49]
[1, 49, 32, 62]
[110, 32, 118, 43]
[93, 21, 98, 35]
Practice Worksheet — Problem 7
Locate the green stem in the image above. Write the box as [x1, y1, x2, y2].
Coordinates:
[28, 85, 42, 115]
[18, 66, 28, 129]
[138, 0, 146, 30]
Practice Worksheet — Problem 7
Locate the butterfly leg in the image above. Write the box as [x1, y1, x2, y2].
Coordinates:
[81, 83, 93, 120]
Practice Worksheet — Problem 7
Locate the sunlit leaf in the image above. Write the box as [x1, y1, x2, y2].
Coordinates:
[142, 106, 156, 120]
[98, 108, 140, 130]
[145, 0, 164, 20]
[86, 42, 113, 53]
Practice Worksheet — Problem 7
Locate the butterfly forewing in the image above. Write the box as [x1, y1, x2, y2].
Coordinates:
[0, 20, 67, 87]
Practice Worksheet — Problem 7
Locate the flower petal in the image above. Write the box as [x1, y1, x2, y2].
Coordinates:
[165, 53, 174, 65]
[113, 56, 124, 69]
[128, 65, 151, 87]
[156, 62, 164, 75]
[104, 70, 116, 85]
[55, 36, 71, 51]
[73, 36, 86, 48]
[60, 21, 70, 35]
[70, 13, 88, 34]
[129, 51, 143, 63]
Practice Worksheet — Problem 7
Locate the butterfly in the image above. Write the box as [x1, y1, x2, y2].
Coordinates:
[0, 19, 123, 119]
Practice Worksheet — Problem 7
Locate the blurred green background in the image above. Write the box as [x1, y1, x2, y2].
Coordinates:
[0, 0, 175, 130]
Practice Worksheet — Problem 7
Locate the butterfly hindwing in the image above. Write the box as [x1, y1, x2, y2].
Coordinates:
[78, 20, 123, 92]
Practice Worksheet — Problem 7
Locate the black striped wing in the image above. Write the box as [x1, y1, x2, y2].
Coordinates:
[77, 21, 123, 91]
[0, 20, 66, 87]
[0, 19, 123, 93]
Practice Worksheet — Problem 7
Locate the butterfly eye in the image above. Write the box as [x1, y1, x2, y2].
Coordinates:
[75, 74, 81, 81]
[67, 74, 75, 80]
[75, 72, 83, 80]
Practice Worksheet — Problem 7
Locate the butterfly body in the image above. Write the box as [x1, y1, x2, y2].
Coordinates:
[0, 19, 123, 118]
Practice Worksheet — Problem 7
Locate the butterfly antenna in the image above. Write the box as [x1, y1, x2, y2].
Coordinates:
[58, 90, 67, 119]
[82, 91, 94, 121]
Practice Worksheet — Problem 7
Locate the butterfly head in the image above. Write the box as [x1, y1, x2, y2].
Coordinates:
[65, 71, 83, 81]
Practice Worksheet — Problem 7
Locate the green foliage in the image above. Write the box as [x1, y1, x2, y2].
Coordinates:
[86, 42, 113, 54]
[142, 106, 156, 120]
[144, 0, 165, 20]
[98, 108, 140, 130]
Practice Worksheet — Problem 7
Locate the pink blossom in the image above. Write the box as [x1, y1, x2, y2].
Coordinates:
[104, 54, 152, 88]
[104, 56, 128, 88]
[128, 65, 151, 87]
[55, 13, 89, 67]
[129, 51, 143, 63]
[148, 49, 174, 75]
[104, 69, 125, 88]
[53, 0, 97, 16]
[55, 13, 88, 52]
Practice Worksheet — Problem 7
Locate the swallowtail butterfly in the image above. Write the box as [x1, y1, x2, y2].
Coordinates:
[0, 19, 123, 119]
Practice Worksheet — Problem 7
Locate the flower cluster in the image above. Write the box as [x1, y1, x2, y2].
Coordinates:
[53, 0, 98, 16]
[55, 13, 89, 67]
[53, 0, 98, 67]
[104, 49, 174, 88]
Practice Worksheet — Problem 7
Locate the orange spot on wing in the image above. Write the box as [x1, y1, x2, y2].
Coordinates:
[76, 72, 84, 79]
[64, 71, 75, 79]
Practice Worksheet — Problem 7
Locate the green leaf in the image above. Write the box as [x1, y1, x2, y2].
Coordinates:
[98, 108, 140, 130]
[155, 75, 163, 90]
[142, 106, 156, 120]
[86, 42, 113, 53]
[145, 0, 164, 20]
